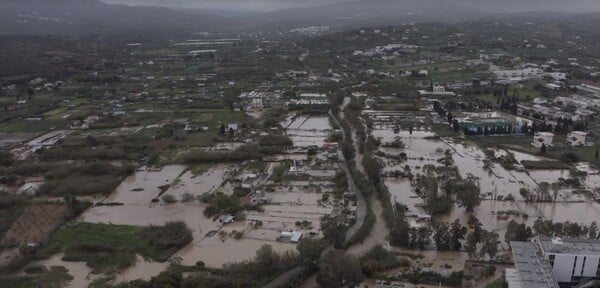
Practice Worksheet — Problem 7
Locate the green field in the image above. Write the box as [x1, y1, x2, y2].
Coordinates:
[0, 120, 66, 133]
[38, 222, 192, 273]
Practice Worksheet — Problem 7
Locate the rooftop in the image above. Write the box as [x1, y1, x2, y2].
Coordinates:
[510, 241, 559, 288]
[539, 237, 600, 255]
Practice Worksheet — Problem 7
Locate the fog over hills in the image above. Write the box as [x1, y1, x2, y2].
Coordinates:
[2, 0, 600, 35]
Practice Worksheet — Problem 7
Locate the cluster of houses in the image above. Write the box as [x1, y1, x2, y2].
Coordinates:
[532, 131, 588, 148]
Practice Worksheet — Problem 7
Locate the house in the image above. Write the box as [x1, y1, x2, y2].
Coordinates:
[219, 215, 235, 225]
[227, 123, 238, 131]
[279, 231, 303, 243]
[532, 132, 554, 148]
[251, 98, 263, 110]
[432, 85, 446, 93]
[241, 174, 259, 189]
[566, 131, 587, 147]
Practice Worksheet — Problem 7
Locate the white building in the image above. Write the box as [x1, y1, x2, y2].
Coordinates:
[540, 237, 600, 285]
[567, 131, 587, 147]
[227, 123, 238, 131]
[279, 231, 303, 243]
[493, 68, 544, 82]
[432, 85, 445, 93]
[251, 98, 263, 110]
[511, 237, 600, 287]
[532, 132, 554, 148]
[504, 268, 523, 288]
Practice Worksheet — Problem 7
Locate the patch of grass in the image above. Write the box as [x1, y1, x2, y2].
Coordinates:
[42, 108, 68, 119]
[38, 162, 134, 197]
[0, 120, 66, 133]
[0, 266, 73, 288]
[195, 113, 214, 122]
[37, 222, 192, 273]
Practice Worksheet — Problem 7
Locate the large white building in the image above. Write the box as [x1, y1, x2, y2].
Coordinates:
[510, 237, 600, 288]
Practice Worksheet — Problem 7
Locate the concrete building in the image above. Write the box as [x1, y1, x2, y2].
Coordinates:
[511, 237, 600, 288]
[251, 98, 263, 110]
[567, 131, 587, 147]
[505, 268, 523, 288]
[510, 241, 560, 288]
[532, 132, 554, 148]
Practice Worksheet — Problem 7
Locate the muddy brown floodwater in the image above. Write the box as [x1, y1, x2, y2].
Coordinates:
[106, 165, 186, 204]
[23, 254, 98, 288]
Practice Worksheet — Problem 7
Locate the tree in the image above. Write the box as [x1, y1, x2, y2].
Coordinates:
[317, 250, 363, 288]
[322, 218, 346, 249]
[465, 232, 478, 259]
[560, 152, 580, 164]
[541, 143, 546, 154]
[341, 140, 355, 160]
[389, 216, 410, 247]
[596, 148, 599, 160]
[589, 222, 598, 239]
[504, 220, 532, 242]
[414, 227, 432, 250]
[254, 244, 281, 275]
[456, 179, 481, 212]
[223, 88, 240, 111]
[480, 231, 500, 260]
[63, 195, 84, 218]
[452, 119, 460, 132]
[220, 123, 226, 135]
[297, 238, 323, 270]
[27, 87, 34, 101]
[447, 112, 453, 124]
[449, 219, 467, 250]
[433, 222, 451, 250]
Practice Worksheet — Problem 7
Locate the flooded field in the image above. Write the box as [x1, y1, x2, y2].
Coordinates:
[176, 233, 296, 267]
[285, 116, 331, 148]
[23, 254, 98, 288]
[105, 165, 186, 204]
[165, 165, 231, 200]
[117, 255, 167, 283]
[367, 109, 600, 247]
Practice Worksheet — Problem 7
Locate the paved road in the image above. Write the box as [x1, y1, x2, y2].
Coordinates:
[329, 109, 367, 243]
[263, 109, 367, 288]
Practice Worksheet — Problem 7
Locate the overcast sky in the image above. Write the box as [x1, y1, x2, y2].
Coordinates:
[101, 0, 351, 11]
[100, 0, 600, 12]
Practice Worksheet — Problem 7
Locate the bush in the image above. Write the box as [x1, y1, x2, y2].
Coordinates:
[161, 194, 177, 203]
[142, 222, 193, 261]
[560, 152, 580, 164]
[258, 135, 293, 147]
[181, 193, 194, 203]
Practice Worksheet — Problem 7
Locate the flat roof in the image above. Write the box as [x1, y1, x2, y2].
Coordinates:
[539, 237, 600, 255]
[510, 241, 559, 288]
